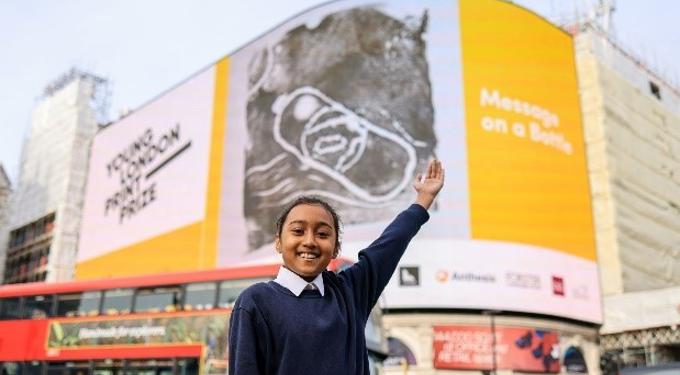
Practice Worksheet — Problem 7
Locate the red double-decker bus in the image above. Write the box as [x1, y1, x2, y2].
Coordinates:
[0, 259, 386, 375]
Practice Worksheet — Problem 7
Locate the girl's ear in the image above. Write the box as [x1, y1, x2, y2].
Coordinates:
[275, 236, 282, 254]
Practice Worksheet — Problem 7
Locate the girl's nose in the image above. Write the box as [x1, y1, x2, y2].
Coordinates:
[302, 232, 316, 247]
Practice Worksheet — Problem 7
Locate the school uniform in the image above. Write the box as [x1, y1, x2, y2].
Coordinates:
[228, 204, 429, 375]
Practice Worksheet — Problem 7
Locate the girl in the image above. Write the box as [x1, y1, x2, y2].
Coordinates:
[229, 159, 444, 374]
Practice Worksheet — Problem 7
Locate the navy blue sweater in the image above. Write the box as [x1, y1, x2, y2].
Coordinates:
[228, 204, 429, 375]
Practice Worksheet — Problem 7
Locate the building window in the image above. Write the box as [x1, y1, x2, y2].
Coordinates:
[649, 81, 662, 99]
[4, 213, 55, 284]
[564, 346, 588, 373]
[384, 336, 417, 367]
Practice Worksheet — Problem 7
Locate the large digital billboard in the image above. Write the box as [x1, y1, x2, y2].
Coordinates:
[77, 0, 601, 323]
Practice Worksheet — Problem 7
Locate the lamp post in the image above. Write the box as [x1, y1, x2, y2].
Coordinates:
[482, 310, 502, 375]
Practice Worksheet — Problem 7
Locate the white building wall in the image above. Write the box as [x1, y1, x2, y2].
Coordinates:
[600, 285, 680, 335]
[575, 28, 680, 295]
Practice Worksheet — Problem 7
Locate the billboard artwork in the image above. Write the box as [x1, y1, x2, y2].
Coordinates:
[77, 0, 601, 323]
[239, 7, 436, 251]
[221, 0, 469, 264]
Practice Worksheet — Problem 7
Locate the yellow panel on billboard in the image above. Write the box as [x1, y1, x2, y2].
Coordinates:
[461, 0, 595, 260]
[201, 57, 230, 268]
[76, 221, 204, 279]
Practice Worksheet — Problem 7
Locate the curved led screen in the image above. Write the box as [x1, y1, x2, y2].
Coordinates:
[78, 0, 601, 323]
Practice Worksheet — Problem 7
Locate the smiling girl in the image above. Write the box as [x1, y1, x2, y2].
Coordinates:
[228, 159, 444, 375]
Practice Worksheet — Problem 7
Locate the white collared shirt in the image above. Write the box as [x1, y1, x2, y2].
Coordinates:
[274, 266, 325, 297]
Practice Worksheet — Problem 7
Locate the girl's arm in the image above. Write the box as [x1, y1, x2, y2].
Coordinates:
[339, 159, 444, 318]
[413, 158, 445, 210]
[228, 307, 266, 375]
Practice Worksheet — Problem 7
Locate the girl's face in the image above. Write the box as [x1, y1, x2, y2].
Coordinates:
[275, 203, 338, 282]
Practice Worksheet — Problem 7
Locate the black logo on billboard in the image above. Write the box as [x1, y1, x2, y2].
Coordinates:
[103, 124, 191, 223]
[399, 266, 420, 287]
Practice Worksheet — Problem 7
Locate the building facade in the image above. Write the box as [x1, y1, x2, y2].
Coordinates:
[575, 25, 680, 370]
[2, 69, 107, 284]
[0, 165, 12, 280]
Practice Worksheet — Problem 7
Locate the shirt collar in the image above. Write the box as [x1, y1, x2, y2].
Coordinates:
[274, 266, 325, 297]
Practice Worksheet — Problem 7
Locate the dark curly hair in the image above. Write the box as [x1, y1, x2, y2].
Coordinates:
[275, 196, 342, 251]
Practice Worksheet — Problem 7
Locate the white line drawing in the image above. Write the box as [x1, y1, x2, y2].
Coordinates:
[270, 86, 418, 204]
[247, 45, 275, 98]
[252, 178, 295, 197]
[245, 153, 287, 177]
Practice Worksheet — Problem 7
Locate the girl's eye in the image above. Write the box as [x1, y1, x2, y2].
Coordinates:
[291, 228, 304, 235]
[318, 232, 330, 238]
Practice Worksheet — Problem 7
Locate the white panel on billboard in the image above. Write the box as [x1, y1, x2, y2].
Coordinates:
[378, 240, 602, 323]
[78, 68, 215, 262]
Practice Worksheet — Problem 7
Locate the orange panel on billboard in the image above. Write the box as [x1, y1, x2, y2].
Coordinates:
[461, 0, 595, 260]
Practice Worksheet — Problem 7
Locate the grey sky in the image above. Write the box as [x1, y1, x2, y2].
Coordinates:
[1, 0, 678, 186]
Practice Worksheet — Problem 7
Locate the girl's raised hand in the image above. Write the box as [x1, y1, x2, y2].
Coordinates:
[413, 159, 445, 210]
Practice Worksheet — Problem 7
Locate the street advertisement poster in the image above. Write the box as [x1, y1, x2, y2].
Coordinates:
[433, 325, 560, 373]
[46, 312, 228, 374]
[77, 67, 219, 278]
[76, 0, 601, 323]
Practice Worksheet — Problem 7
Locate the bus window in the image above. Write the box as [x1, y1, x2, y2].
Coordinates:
[134, 286, 182, 313]
[184, 282, 217, 311]
[1, 362, 20, 375]
[0, 297, 21, 320]
[92, 359, 125, 375]
[46, 361, 89, 375]
[23, 294, 54, 318]
[218, 278, 269, 308]
[24, 361, 43, 375]
[56, 291, 102, 317]
[126, 359, 173, 375]
[176, 359, 199, 375]
[102, 289, 133, 315]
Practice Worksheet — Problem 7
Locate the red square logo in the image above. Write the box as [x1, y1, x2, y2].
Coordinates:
[552, 276, 565, 296]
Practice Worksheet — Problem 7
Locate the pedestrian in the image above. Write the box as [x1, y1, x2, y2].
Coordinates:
[228, 159, 445, 374]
